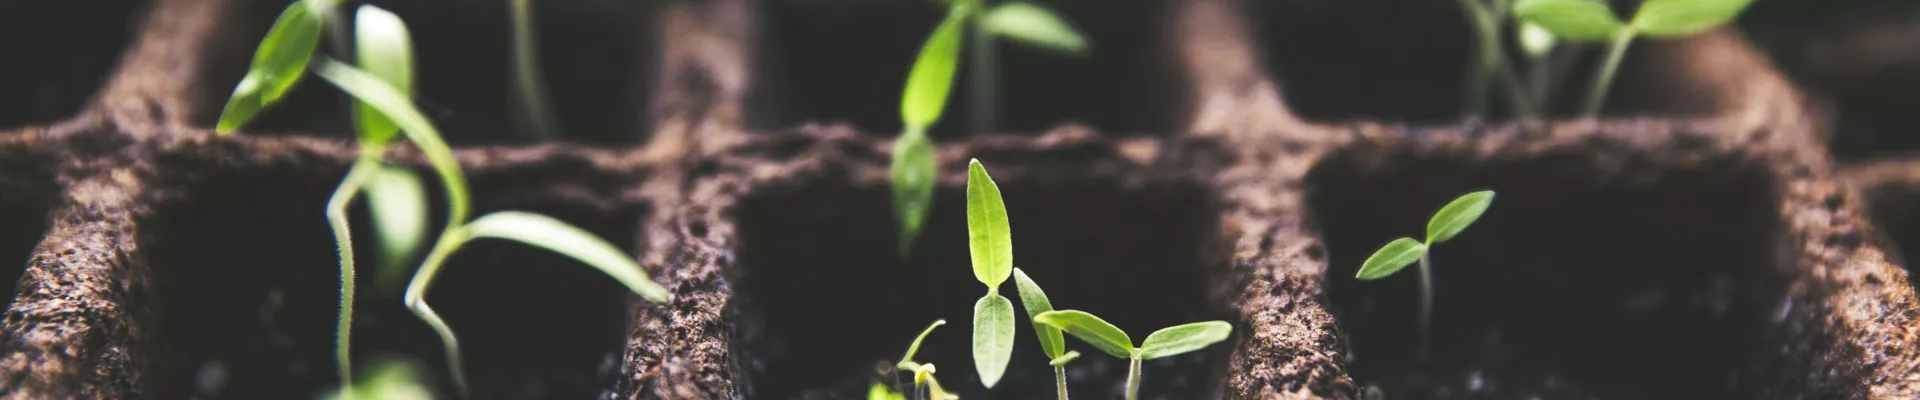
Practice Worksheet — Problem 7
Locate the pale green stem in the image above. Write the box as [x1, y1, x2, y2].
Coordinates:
[509, 0, 559, 140]
[1418, 252, 1433, 359]
[1583, 30, 1636, 117]
[1125, 356, 1141, 400]
[403, 230, 472, 395]
[968, 22, 997, 135]
[1453, 0, 1534, 119]
[1054, 365, 1069, 400]
[326, 154, 382, 389]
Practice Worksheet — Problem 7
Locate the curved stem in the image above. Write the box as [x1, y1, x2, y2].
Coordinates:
[1125, 357, 1141, 400]
[509, 0, 559, 140]
[1418, 252, 1434, 360]
[1583, 30, 1636, 117]
[403, 230, 472, 395]
[326, 155, 382, 387]
[1054, 365, 1069, 400]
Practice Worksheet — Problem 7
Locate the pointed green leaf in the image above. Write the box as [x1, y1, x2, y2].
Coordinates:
[1138, 321, 1232, 360]
[1049, 350, 1080, 367]
[966, 159, 1013, 287]
[1425, 190, 1495, 244]
[353, 4, 415, 144]
[1355, 238, 1425, 280]
[312, 59, 470, 226]
[217, 0, 329, 133]
[900, 8, 967, 131]
[980, 2, 1087, 54]
[1514, 0, 1627, 41]
[1033, 310, 1133, 359]
[461, 211, 672, 303]
[1012, 268, 1064, 358]
[1631, 0, 1753, 37]
[366, 164, 428, 293]
[891, 131, 936, 256]
[972, 294, 1015, 388]
[899, 319, 945, 367]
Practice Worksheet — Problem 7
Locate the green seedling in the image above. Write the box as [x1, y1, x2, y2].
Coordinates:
[215, 3, 671, 393]
[1515, 0, 1754, 116]
[887, 320, 959, 400]
[1033, 310, 1232, 400]
[963, 159, 1017, 388]
[1013, 268, 1078, 399]
[1451, 0, 1535, 118]
[890, 0, 1085, 256]
[1353, 190, 1495, 352]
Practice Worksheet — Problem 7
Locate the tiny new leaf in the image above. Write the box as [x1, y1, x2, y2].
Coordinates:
[352, 4, 415, 144]
[1034, 310, 1133, 359]
[217, 0, 329, 133]
[365, 164, 428, 286]
[1013, 268, 1065, 359]
[892, 131, 936, 255]
[900, 319, 946, 367]
[1631, 0, 1754, 37]
[1514, 0, 1626, 41]
[1355, 238, 1425, 280]
[901, 8, 968, 132]
[1049, 350, 1081, 367]
[966, 159, 1013, 287]
[980, 2, 1087, 54]
[1425, 190, 1495, 244]
[973, 294, 1016, 387]
[1137, 321, 1232, 360]
[461, 211, 672, 303]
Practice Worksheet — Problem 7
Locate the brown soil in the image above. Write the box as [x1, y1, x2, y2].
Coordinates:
[0, 0, 1917, 399]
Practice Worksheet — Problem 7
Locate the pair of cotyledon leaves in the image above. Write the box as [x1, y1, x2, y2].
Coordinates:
[894, 2, 1087, 256]
[1355, 191, 1495, 280]
[966, 160, 1231, 388]
[1514, 0, 1753, 42]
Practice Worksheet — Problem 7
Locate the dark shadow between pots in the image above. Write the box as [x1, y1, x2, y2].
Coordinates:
[0, 0, 143, 129]
[1305, 144, 1814, 399]
[199, 0, 656, 146]
[751, 0, 1177, 137]
[141, 165, 644, 399]
[0, 182, 55, 313]
[727, 169, 1231, 399]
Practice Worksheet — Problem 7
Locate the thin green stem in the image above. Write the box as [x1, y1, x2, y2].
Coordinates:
[326, 154, 382, 388]
[1125, 356, 1141, 400]
[402, 230, 472, 395]
[1452, 0, 1534, 119]
[1054, 365, 1069, 400]
[509, 0, 559, 141]
[968, 21, 997, 135]
[1583, 30, 1636, 117]
[1418, 252, 1433, 359]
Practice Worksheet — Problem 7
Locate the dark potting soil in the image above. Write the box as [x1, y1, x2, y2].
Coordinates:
[1307, 143, 1802, 399]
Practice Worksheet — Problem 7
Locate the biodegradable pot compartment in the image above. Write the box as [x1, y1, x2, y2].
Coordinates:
[1, 0, 1918, 399]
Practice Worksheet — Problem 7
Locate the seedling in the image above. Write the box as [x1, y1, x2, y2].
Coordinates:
[1450, 0, 1536, 118]
[891, 1, 1086, 256]
[1013, 268, 1079, 399]
[1033, 310, 1232, 400]
[1515, 0, 1754, 116]
[963, 159, 1017, 388]
[883, 320, 959, 400]
[1353, 190, 1495, 351]
[215, 2, 671, 393]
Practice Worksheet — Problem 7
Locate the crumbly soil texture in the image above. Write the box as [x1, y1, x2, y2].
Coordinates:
[2, 0, 1919, 399]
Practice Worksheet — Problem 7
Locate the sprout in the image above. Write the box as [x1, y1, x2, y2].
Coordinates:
[1515, 0, 1755, 116]
[963, 159, 1017, 388]
[1354, 190, 1495, 354]
[1033, 310, 1232, 400]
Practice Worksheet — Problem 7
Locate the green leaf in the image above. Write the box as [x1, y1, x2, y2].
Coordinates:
[1355, 238, 1425, 280]
[891, 131, 936, 256]
[312, 59, 469, 226]
[980, 2, 1087, 54]
[1049, 350, 1081, 367]
[1631, 0, 1753, 37]
[1514, 0, 1626, 41]
[972, 294, 1015, 388]
[461, 211, 672, 303]
[1033, 310, 1133, 359]
[900, 7, 967, 131]
[366, 163, 428, 292]
[899, 319, 946, 366]
[1519, 22, 1558, 60]
[1138, 321, 1232, 360]
[1012, 268, 1064, 358]
[1425, 190, 1495, 244]
[966, 159, 1013, 287]
[217, 0, 329, 134]
[352, 4, 415, 144]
